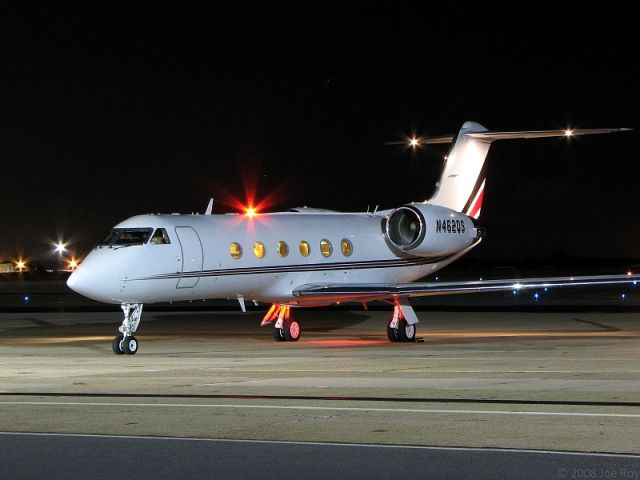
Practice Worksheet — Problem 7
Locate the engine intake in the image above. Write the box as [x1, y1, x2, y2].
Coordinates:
[385, 203, 479, 257]
[386, 206, 425, 249]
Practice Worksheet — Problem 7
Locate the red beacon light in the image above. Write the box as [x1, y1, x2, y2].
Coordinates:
[244, 206, 258, 218]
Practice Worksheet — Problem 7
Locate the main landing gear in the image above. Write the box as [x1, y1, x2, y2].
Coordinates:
[261, 304, 301, 342]
[112, 303, 143, 355]
[261, 301, 418, 343]
[387, 301, 417, 342]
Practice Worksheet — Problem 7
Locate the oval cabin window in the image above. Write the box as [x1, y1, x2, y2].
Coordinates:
[299, 241, 310, 257]
[253, 242, 266, 259]
[341, 238, 353, 257]
[320, 239, 333, 257]
[277, 241, 289, 257]
[230, 242, 242, 259]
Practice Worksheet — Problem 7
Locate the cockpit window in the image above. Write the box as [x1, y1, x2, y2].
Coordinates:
[99, 230, 118, 245]
[98, 228, 153, 246]
[150, 228, 170, 245]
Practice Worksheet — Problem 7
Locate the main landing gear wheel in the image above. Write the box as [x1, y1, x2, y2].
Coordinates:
[273, 318, 302, 342]
[387, 319, 399, 342]
[266, 305, 302, 342]
[397, 319, 416, 342]
[283, 318, 301, 342]
[387, 318, 416, 342]
[273, 326, 285, 341]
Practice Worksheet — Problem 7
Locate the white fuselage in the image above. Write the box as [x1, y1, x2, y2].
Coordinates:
[67, 209, 477, 307]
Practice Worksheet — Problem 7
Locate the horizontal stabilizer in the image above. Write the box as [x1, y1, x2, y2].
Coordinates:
[467, 128, 632, 142]
[390, 127, 632, 147]
[424, 121, 631, 219]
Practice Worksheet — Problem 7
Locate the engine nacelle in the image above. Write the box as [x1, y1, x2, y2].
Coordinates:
[385, 203, 479, 257]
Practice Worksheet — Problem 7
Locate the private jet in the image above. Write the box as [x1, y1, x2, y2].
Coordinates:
[67, 121, 636, 354]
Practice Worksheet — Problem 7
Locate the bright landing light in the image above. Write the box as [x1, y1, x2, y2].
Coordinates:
[564, 129, 573, 137]
[409, 137, 420, 148]
[55, 242, 67, 254]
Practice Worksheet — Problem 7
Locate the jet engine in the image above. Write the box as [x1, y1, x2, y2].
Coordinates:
[384, 203, 479, 257]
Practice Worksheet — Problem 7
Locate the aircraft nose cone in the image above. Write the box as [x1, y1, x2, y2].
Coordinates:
[66, 251, 121, 303]
[66, 268, 82, 291]
[66, 263, 96, 298]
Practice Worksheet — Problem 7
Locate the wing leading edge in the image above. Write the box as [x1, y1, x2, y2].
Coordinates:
[292, 274, 640, 302]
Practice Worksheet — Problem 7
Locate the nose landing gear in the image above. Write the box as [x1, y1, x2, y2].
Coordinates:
[112, 303, 143, 354]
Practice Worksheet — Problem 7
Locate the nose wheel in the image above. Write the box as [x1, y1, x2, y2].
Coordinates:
[112, 303, 143, 354]
[112, 334, 139, 354]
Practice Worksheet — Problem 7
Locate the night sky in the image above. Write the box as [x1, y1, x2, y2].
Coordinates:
[1, 6, 638, 263]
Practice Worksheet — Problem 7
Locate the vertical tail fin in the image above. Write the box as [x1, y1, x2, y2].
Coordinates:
[428, 121, 490, 219]
[426, 122, 628, 219]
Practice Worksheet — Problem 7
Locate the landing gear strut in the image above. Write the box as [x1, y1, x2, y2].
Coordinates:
[112, 303, 143, 354]
[387, 301, 417, 343]
[262, 305, 301, 342]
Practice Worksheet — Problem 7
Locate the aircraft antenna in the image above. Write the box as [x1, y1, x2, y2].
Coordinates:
[205, 198, 214, 215]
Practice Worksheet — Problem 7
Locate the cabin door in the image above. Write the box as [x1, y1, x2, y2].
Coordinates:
[175, 226, 203, 288]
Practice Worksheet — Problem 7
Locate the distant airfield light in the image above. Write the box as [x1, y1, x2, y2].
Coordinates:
[513, 283, 523, 290]
[23, 296, 29, 302]
[409, 137, 420, 148]
[55, 242, 67, 254]
[512, 290, 517, 295]
[564, 129, 573, 137]
[621, 293, 627, 300]
[627, 271, 633, 276]
[15, 259, 27, 272]
[534, 292, 540, 300]
[68, 259, 79, 270]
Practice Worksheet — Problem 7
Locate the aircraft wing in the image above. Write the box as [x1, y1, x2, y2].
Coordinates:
[292, 274, 640, 302]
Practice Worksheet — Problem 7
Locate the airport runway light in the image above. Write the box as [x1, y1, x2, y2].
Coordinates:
[564, 129, 573, 137]
[55, 242, 67, 254]
[409, 137, 420, 148]
[15, 259, 26, 272]
[68, 259, 79, 270]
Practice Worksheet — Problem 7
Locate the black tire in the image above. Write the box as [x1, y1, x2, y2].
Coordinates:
[397, 319, 416, 342]
[112, 335, 125, 354]
[283, 318, 301, 342]
[387, 318, 399, 342]
[123, 336, 139, 355]
[273, 326, 285, 341]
